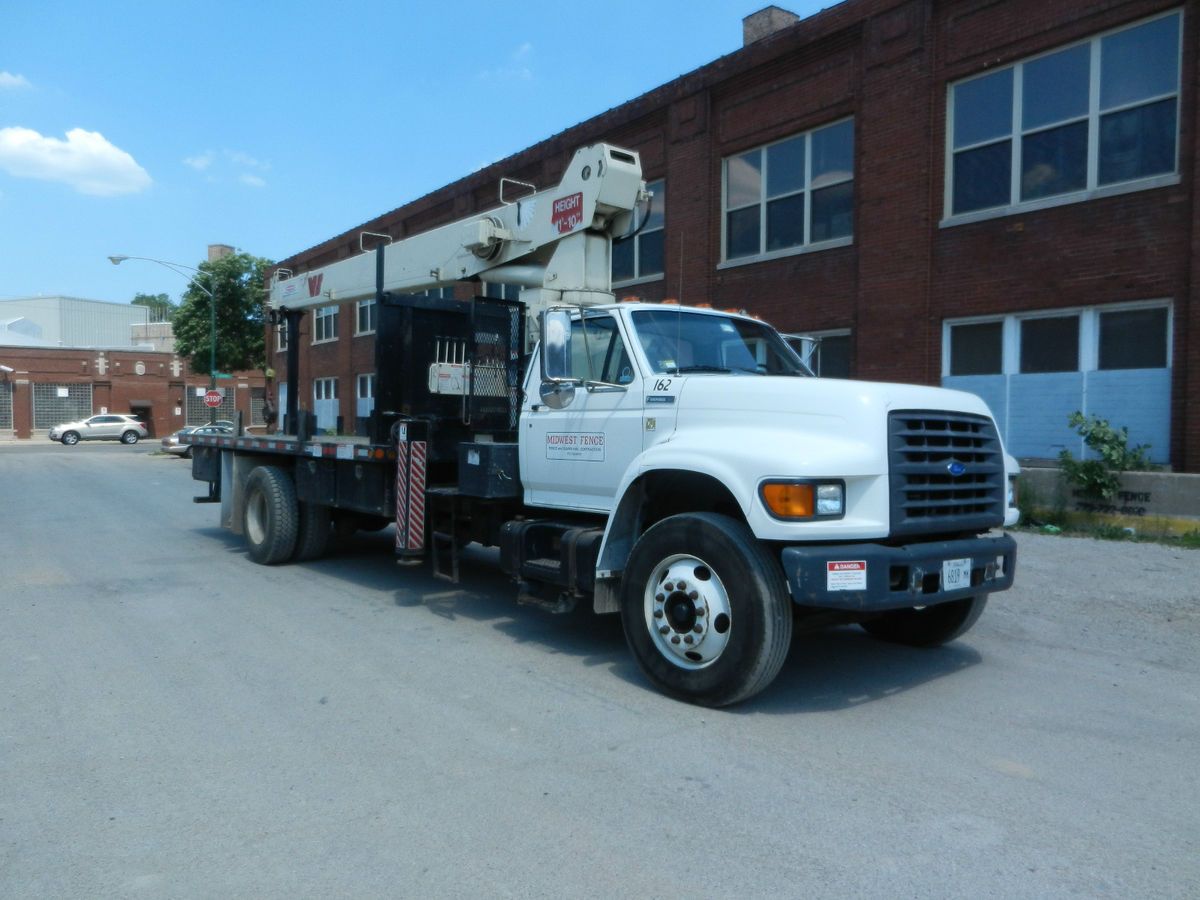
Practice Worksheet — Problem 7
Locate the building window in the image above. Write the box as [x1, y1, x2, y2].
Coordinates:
[1020, 315, 1080, 373]
[948, 10, 1181, 218]
[356, 299, 377, 335]
[613, 179, 665, 283]
[943, 302, 1170, 376]
[313, 377, 338, 401]
[276, 319, 288, 353]
[357, 373, 375, 400]
[722, 118, 854, 263]
[948, 321, 1004, 375]
[313, 306, 338, 343]
[482, 282, 520, 301]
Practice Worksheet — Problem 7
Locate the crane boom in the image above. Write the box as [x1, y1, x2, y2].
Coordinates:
[270, 144, 645, 314]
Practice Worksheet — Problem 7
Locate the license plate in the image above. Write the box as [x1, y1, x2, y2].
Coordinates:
[942, 557, 972, 591]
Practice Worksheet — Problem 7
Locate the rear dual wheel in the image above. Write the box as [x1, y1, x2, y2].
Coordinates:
[243, 466, 299, 565]
[620, 513, 792, 708]
[243, 466, 333, 565]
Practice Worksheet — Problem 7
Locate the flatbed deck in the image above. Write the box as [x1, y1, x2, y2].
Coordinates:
[185, 431, 397, 461]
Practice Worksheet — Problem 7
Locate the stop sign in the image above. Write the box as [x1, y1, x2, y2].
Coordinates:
[203, 389, 224, 407]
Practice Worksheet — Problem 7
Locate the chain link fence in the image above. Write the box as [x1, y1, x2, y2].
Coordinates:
[32, 383, 93, 430]
[185, 385, 235, 425]
[0, 381, 12, 431]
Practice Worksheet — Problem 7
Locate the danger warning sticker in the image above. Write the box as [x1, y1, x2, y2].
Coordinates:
[827, 560, 867, 592]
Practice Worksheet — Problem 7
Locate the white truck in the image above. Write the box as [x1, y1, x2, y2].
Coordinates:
[188, 143, 1019, 707]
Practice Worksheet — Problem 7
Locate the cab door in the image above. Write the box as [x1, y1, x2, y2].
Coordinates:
[522, 312, 644, 512]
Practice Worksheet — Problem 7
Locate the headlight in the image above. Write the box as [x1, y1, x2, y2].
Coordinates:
[760, 480, 845, 520]
[1008, 477, 1018, 508]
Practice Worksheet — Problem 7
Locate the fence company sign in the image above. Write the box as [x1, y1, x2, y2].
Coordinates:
[546, 431, 605, 461]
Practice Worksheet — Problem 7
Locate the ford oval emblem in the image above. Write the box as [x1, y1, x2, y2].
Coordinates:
[947, 461, 967, 477]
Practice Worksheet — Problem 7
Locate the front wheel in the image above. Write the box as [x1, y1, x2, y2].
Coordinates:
[120, 430, 140, 444]
[860, 595, 988, 647]
[61, 431, 79, 446]
[619, 513, 793, 707]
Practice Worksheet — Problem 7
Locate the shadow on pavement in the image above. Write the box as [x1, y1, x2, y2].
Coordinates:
[201, 525, 984, 714]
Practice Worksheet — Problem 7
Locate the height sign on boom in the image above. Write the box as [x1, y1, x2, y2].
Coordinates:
[551, 192, 584, 234]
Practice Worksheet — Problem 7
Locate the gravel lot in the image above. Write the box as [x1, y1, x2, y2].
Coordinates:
[1, 444, 1197, 898]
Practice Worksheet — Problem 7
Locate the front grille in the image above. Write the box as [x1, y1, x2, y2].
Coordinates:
[889, 410, 1005, 537]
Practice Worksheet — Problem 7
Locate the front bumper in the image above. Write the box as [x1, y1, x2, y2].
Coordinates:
[782, 533, 1017, 612]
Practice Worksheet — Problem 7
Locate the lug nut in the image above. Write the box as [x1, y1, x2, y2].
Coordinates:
[664, 582, 674, 591]
[653, 609, 663, 619]
[659, 626, 669, 635]
[655, 593, 665, 603]
[671, 636, 680, 645]
[688, 590, 698, 600]
[693, 624, 703, 633]
[684, 635, 694, 644]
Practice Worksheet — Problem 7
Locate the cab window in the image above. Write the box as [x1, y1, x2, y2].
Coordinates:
[569, 314, 634, 384]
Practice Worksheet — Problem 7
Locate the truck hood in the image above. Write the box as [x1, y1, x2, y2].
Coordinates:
[667, 375, 999, 475]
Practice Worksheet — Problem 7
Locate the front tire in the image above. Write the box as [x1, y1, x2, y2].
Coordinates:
[619, 513, 792, 707]
[860, 595, 988, 647]
[121, 430, 140, 444]
[61, 431, 79, 446]
[243, 466, 299, 565]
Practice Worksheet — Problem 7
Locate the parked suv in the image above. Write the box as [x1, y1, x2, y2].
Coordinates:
[49, 414, 148, 445]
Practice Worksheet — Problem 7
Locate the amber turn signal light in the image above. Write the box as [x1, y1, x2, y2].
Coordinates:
[761, 483, 814, 518]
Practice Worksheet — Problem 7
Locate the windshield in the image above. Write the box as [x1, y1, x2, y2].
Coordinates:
[630, 309, 809, 376]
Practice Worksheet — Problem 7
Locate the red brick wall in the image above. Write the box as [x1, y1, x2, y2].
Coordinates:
[270, 0, 1197, 470]
[0, 345, 264, 440]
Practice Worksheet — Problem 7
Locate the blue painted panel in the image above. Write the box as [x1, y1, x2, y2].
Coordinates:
[315, 399, 338, 432]
[1008, 373, 1085, 459]
[1085, 369, 1171, 464]
[356, 397, 374, 419]
[942, 375, 1007, 431]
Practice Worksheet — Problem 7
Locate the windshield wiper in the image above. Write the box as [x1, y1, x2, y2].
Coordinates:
[666, 365, 735, 374]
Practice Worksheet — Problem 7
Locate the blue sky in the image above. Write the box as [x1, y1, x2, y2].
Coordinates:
[1, 0, 829, 305]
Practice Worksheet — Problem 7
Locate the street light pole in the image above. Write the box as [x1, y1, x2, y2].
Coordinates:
[109, 255, 219, 424]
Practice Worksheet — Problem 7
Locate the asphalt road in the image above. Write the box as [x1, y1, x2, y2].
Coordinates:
[1, 441, 1197, 898]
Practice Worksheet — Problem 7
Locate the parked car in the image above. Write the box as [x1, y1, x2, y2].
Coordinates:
[49, 414, 148, 445]
[161, 423, 233, 457]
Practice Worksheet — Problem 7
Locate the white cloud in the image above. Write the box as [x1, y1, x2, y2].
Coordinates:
[479, 43, 534, 82]
[239, 173, 266, 188]
[0, 127, 151, 196]
[227, 149, 269, 171]
[183, 151, 214, 171]
[0, 72, 31, 90]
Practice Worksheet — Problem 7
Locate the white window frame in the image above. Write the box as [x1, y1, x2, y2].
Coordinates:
[482, 282, 521, 301]
[355, 299, 377, 336]
[719, 117, 855, 269]
[613, 178, 666, 287]
[943, 9, 1183, 226]
[313, 376, 338, 401]
[357, 373, 375, 400]
[313, 305, 339, 344]
[942, 300, 1173, 376]
[275, 318, 288, 353]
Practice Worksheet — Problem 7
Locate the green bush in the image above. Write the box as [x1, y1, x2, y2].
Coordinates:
[1057, 412, 1154, 500]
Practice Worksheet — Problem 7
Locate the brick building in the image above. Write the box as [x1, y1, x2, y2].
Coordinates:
[0, 344, 267, 440]
[269, 0, 1198, 472]
[0, 294, 268, 440]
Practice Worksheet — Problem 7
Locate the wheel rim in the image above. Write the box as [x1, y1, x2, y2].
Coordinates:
[643, 553, 732, 670]
[246, 491, 267, 545]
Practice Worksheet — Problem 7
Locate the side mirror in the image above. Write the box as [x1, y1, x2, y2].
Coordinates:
[539, 309, 573, 382]
[538, 380, 576, 409]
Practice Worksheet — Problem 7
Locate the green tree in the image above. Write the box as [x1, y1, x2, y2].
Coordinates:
[131, 291, 177, 322]
[172, 252, 273, 376]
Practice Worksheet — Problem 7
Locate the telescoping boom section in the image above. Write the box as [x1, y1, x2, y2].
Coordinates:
[269, 144, 647, 318]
